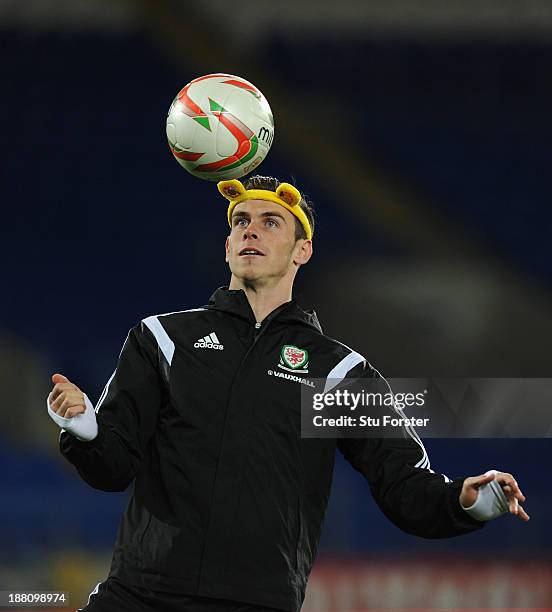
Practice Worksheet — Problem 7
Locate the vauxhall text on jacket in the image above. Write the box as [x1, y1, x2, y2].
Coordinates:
[60, 288, 483, 612]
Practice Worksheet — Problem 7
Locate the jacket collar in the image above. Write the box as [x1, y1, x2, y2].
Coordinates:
[207, 286, 322, 333]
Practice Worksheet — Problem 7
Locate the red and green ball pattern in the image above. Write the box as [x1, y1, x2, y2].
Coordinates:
[167, 74, 265, 177]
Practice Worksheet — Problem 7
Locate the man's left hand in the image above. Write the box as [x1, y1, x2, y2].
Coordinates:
[460, 471, 529, 522]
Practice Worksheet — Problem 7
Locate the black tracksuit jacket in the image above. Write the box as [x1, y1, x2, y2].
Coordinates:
[60, 287, 483, 611]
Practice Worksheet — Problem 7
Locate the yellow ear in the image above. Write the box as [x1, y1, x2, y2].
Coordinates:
[276, 183, 301, 207]
[217, 179, 246, 201]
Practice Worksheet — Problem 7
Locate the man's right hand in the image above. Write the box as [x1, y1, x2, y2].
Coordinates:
[48, 373, 86, 418]
[47, 373, 99, 441]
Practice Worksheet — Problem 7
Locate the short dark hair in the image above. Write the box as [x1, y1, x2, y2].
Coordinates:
[243, 175, 315, 241]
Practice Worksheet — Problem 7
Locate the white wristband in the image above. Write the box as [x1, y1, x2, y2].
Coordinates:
[47, 393, 98, 442]
[461, 470, 509, 521]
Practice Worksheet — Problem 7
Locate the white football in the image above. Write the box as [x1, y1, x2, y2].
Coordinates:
[166, 73, 274, 181]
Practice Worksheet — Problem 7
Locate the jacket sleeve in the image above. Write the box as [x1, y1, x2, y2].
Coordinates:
[59, 321, 163, 492]
[337, 362, 484, 539]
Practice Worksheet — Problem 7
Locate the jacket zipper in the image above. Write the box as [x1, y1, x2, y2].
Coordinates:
[198, 312, 283, 578]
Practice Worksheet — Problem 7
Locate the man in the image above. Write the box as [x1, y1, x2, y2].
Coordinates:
[47, 175, 528, 612]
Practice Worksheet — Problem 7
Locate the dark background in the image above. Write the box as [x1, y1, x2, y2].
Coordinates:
[1, 1, 551, 608]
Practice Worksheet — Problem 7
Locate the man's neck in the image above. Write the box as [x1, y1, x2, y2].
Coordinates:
[228, 277, 293, 323]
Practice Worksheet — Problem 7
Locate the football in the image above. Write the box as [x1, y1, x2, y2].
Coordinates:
[166, 73, 274, 181]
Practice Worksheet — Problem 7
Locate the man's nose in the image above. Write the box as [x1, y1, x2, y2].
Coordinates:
[243, 224, 259, 240]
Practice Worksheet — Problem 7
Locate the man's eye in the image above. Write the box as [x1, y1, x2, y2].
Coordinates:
[266, 219, 278, 228]
[235, 218, 248, 227]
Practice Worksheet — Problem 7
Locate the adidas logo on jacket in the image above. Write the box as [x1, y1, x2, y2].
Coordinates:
[194, 332, 224, 350]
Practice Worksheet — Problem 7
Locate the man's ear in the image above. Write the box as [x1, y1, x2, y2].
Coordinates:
[225, 236, 230, 263]
[293, 239, 313, 267]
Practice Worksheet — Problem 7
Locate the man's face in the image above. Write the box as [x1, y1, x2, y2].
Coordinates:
[225, 199, 311, 286]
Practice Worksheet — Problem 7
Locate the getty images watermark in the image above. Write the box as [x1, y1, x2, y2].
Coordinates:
[299, 378, 552, 438]
[312, 388, 429, 429]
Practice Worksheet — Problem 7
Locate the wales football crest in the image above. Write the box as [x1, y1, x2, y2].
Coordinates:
[278, 345, 309, 373]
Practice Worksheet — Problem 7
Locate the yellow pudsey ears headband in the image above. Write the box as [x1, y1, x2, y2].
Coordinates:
[217, 179, 313, 241]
